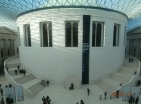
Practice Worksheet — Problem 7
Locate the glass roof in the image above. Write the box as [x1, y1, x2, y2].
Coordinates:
[0, 0, 141, 32]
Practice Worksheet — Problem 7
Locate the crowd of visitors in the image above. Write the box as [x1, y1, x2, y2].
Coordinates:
[128, 95, 139, 104]
[15, 65, 26, 76]
[41, 80, 49, 87]
[129, 58, 134, 63]
[42, 95, 51, 104]
[0, 64, 4, 76]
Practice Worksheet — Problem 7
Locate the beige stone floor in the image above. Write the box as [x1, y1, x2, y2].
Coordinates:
[0, 76, 140, 104]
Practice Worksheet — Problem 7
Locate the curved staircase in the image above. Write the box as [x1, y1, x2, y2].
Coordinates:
[96, 57, 139, 95]
[6, 59, 46, 96]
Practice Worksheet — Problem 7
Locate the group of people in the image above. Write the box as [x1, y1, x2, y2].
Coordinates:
[76, 100, 84, 104]
[41, 80, 49, 87]
[129, 95, 139, 104]
[1, 97, 5, 104]
[42, 96, 51, 104]
[0, 84, 3, 97]
[0, 64, 4, 76]
[129, 58, 134, 63]
[6, 96, 14, 104]
[103, 90, 119, 100]
[0, 86, 3, 96]
[70, 83, 74, 90]
[136, 80, 141, 86]
[15, 65, 26, 76]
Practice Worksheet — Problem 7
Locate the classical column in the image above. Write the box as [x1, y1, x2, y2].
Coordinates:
[12, 39, 15, 56]
[129, 39, 132, 56]
[139, 39, 141, 58]
[126, 39, 130, 55]
[136, 38, 140, 58]
[3, 39, 8, 58]
[10, 39, 15, 56]
[9, 39, 13, 56]
[0, 39, 2, 65]
[130, 39, 134, 56]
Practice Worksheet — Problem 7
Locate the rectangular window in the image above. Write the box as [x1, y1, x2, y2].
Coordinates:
[40, 22, 52, 47]
[123, 26, 126, 46]
[23, 24, 31, 47]
[1, 50, 4, 58]
[18, 27, 21, 46]
[65, 21, 78, 47]
[92, 22, 104, 47]
[113, 24, 120, 46]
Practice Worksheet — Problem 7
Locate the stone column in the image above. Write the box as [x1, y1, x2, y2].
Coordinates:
[139, 39, 141, 58]
[126, 39, 130, 55]
[9, 39, 13, 56]
[3, 39, 8, 59]
[10, 39, 15, 56]
[129, 39, 132, 56]
[136, 38, 140, 58]
[12, 39, 15, 55]
[0, 39, 2, 66]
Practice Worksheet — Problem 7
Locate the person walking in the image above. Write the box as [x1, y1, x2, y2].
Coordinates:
[100, 95, 102, 100]
[130, 95, 133, 104]
[129, 98, 131, 104]
[71, 83, 74, 90]
[1, 97, 5, 104]
[116, 90, 119, 98]
[135, 96, 139, 104]
[17, 65, 20, 71]
[132, 95, 135, 104]
[42, 96, 46, 104]
[15, 70, 17, 75]
[129, 58, 131, 62]
[87, 88, 90, 96]
[80, 100, 84, 104]
[46, 80, 49, 87]
[23, 70, 26, 76]
[104, 91, 107, 100]
[1, 88, 3, 96]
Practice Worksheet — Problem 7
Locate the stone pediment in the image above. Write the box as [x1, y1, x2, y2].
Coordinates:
[127, 27, 141, 35]
[0, 26, 16, 35]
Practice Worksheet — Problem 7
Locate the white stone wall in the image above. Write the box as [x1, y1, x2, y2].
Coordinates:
[17, 8, 127, 83]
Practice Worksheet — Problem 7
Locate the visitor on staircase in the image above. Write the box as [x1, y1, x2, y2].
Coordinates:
[104, 91, 107, 100]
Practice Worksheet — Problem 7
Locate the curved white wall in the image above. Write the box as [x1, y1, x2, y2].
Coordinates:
[17, 8, 127, 84]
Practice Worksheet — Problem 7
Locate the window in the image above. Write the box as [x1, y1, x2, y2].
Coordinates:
[24, 24, 31, 47]
[123, 26, 126, 46]
[65, 21, 78, 47]
[40, 22, 52, 47]
[1, 50, 4, 58]
[18, 27, 21, 46]
[113, 24, 120, 46]
[92, 22, 104, 47]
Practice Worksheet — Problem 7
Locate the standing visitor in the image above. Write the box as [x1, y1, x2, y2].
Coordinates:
[104, 91, 107, 100]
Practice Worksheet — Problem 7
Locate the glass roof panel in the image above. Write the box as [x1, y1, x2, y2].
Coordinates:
[0, 0, 141, 32]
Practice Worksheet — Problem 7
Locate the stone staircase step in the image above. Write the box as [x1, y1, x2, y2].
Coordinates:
[109, 73, 129, 84]
[114, 72, 133, 80]
[8, 70, 15, 76]
[123, 62, 138, 68]
[15, 74, 36, 84]
[102, 78, 120, 88]
[28, 81, 46, 96]
[118, 67, 136, 75]
[96, 80, 117, 94]
[12, 73, 31, 79]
